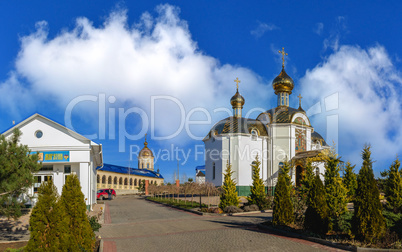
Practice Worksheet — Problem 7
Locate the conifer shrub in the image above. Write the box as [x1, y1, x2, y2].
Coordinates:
[352, 146, 386, 242]
[273, 165, 294, 226]
[324, 154, 347, 231]
[343, 162, 357, 202]
[88, 216, 102, 232]
[219, 161, 240, 209]
[60, 174, 95, 251]
[383, 159, 402, 213]
[300, 161, 315, 201]
[247, 155, 269, 210]
[26, 180, 69, 251]
[304, 174, 329, 235]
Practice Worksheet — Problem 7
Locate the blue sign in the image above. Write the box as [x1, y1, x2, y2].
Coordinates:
[39, 151, 70, 162]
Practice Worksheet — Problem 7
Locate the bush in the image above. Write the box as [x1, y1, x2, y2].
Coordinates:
[304, 175, 329, 235]
[244, 204, 259, 212]
[26, 180, 69, 251]
[272, 163, 294, 226]
[224, 205, 244, 213]
[247, 156, 269, 210]
[352, 146, 386, 242]
[336, 211, 353, 234]
[88, 216, 102, 232]
[383, 209, 402, 238]
[60, 174, 95, 251]
[219, 162, 240, 209]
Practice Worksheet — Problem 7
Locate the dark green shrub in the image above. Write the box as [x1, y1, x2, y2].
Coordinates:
[352, 146, 386, 242]
[336, 211, 353, 234]
[383, 159, 402, 213]
[324, 154, 347, 231]
[88, 216, 102, 232]
[304, 175, 329, 235]
[383, 209, 402, 238]
[273, 165, 294, 226]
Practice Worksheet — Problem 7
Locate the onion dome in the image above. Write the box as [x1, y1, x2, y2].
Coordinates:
[230, 90, 245, 108]
[139, 137, 154, 157]
[272, 67, 294, 95]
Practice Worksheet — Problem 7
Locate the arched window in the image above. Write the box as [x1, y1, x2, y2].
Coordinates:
[147, 163, 149, 169]
[108, 176, 112, 184]
[102, 175, 106, 184]
[124, 178, 128, 185]
[119, 177, 123, 185]
[213, 162, 216, 180]
[130, 178, 133, 186]
[114, 177, 118, 185]
[97, 175, 100, 183]
[251, 129, 258, 141]
[134, 179, 137, 186]
[142, 163, 144, 169]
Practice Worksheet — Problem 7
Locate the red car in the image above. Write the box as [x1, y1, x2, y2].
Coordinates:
[97, 189, 116, 200]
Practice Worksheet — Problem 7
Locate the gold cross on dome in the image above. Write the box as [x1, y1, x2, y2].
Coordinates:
[298, 94, 303, 107]
[234, 77, 241, 90]
[278, 47, 288, 68]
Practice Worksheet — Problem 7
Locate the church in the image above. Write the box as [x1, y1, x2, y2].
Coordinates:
[96, 135, 164, 194]
[203, 48, 329, 196]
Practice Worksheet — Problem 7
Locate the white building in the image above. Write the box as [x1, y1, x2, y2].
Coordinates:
[203, 55, 329, 196]
[2, 114, 103, 209]
[195, 165, 206, 184]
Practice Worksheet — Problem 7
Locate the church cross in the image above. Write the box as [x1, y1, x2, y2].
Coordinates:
[234, 77, 241, 90]
[298, 94, 303, 107]
[278, 47, 288, 68]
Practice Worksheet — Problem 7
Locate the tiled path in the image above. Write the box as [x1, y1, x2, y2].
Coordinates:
[99, 195, 346, 252]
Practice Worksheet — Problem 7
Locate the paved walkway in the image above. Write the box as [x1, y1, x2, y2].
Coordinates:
[98, 195, 345, 252]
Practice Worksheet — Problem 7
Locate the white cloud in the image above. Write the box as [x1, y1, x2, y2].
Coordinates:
[301, 45, 402, 169]
[250, 22, 278, 38]
[4, 4, 271, 145]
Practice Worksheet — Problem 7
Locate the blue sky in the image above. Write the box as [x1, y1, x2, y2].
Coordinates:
[1, 1, 401, 181]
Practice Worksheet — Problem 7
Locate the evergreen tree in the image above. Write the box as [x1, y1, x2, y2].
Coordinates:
[384, 158, 402, 213]
[219, 161, 240, 209]
[26, 180, 69, 251]
[304, 174, 329, 235]
[300, 161, 315, 201]
[60, 174, 95, 251]
[273, 165, 294, 226]
[0, 128, 41, 219]
[343, 162, 357, 202]
[247, 155, 268, 210]
[352, 146, 386, 242]
[324, 154, 347, 230]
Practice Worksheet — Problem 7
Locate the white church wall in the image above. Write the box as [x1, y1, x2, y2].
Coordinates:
[204, 136, 224, 186]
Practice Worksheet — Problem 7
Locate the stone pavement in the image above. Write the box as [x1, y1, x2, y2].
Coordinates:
[99, 195, 346, 252]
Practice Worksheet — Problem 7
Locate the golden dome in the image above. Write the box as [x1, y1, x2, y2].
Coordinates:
[230, 90, 245, 108]
[139, 139, 154, 157]
[272, 67, 294, 95]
